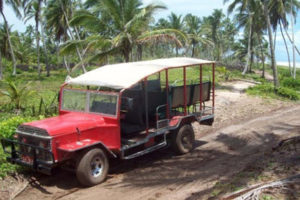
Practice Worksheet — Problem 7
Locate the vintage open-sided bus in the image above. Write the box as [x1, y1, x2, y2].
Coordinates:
[2, 57, 215, 186]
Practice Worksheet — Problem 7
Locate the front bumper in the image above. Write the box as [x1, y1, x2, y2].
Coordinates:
[1, 138, 55, 175]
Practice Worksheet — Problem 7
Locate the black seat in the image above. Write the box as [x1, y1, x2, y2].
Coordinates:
[169, 85, 193, 108]
[190, 82, 211, 105]
[121, 89, 145, 135]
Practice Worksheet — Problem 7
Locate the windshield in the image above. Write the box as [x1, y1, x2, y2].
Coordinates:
[62, 89, 118, 116]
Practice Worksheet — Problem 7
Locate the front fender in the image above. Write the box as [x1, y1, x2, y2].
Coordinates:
[57, 139, 117, 158]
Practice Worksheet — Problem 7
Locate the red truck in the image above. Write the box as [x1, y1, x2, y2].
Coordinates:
[1, 57, 215, 186]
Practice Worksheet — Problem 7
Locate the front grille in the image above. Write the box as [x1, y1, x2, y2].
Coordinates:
[16, 125, 53, 163]
[18, 125, 49, 137]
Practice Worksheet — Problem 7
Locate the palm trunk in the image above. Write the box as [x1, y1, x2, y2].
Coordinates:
[263, 2, 279, 88]
[137, 44, 143, 61]
[261, 55, 265, 79]
[291, 14, 296, 79]
[250, 49, 254, 73]
[63, 56, 71, 74]
[191, 42, 195, 58]
[280, 22, 291, 76]
[36, 21, 41, 77]
[41, 22, 50, 77]
[273, 28, 277, 51]
[0, 50, 3, 80]
[259, 38, 265, 78]
[283, 26, 300, 56]
[59, 0, 86, 73]
[249, 31, 254, 73]
[123, 48, 130, 62]
[35, 0, 42, 77]
[243, 16, 252, 75]
[1, 11, 17, 76]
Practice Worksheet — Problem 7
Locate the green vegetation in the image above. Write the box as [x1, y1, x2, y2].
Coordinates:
[0, 0, 299, 179]
[0, 80, 35, 109]
[246, 66, 300, 100]
[0, 70, 65, 178]
[0, 116, 42, 178]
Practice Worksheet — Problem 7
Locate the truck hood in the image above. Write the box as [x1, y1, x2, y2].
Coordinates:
[24, 112, 111, 137]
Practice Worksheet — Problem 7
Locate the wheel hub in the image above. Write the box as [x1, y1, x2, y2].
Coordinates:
[91, 157, 103, 177]
[182, 132, 193, 149]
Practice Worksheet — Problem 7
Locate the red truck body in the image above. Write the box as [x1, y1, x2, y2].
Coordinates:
[2, 57, 216, 186]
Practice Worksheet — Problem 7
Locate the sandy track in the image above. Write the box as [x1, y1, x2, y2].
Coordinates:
[14, 86, 300, 200]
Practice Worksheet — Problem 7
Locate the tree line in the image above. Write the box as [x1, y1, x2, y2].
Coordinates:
[0, 0, 299, 88]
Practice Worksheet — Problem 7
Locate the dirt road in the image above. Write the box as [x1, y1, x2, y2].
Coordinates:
[13, 86, 300, 200]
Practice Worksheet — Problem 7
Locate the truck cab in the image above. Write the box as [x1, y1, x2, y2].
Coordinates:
[1, 57, 216, 186]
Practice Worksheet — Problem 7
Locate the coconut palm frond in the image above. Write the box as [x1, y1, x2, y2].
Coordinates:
[138, 28, 188, 47]
[60, 40, 86, 55]
[71, 47, 120, 73]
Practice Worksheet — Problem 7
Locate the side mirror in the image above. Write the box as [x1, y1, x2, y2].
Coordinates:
[121, 97, 133, 111]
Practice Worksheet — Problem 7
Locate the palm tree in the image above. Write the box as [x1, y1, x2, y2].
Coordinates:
[23, 0, 43, 76]
[0, 0, 21, 76]
[263, 0, 279, 87]
[184, 14, 211, 57]
[0, 23, 9, 58]
[225, 0, 279, 88]
[44, 0, 86, 73]
[13, 30, 34, 64]
[269, 0, 300, 78]
[0, 23, 9, 79]
[233, 1, 265, 74]
[0, 51, 2, 80]
[59, 0, 86, 73]
[204, 9, 226, 61]
[168, 12, 184, 56]
[258, 37, 269, 78]
[65, 0, 167, 64]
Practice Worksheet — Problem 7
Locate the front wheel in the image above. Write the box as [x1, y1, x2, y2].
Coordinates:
[171, 124, 195, 154]
[76, 148, 109, 186]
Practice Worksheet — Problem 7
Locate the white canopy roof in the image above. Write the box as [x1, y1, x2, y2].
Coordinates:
[67, 57, 214, 89]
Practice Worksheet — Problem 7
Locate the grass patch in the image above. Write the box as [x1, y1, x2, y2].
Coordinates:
[247, 83, 300, 100]
[243, 66, 300, 101]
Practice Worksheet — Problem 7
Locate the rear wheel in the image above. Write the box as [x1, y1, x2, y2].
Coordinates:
[171, 124, 195, 154]
[76, 148, 109, 186]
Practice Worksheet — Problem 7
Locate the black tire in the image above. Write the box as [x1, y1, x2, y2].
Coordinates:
[76, 148, 109, 187]
[171, 124, 195, 154]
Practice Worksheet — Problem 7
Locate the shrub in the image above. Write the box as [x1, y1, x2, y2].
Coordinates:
[281, 77, 300, 90]
[247, 83, 300, 101]
[275, 87, 300, 100]
[247, 83, 274, 97]
[0, 116, 42, 178]
[0, 80, 35, 110]
[216, 67, 232, 81]
[0, 116, 40, 139]
[0, 152, 20, 178]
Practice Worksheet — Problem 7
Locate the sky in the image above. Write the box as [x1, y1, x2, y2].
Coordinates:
[1, 0, 300, 64]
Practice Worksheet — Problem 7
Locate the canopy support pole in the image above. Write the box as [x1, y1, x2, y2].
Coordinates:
[166, 69, 169, 119]
[183, 66, 187, 115]
[144, 78, 149, 134]
[212, 63, 215, 114]
[200, 64, 203, 111]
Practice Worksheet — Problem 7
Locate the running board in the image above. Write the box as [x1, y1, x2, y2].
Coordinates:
[122, 141, 167, 160]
